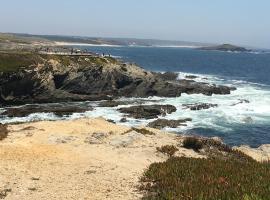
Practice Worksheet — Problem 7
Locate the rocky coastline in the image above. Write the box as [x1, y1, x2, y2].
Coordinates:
[0, 52, 234, 106]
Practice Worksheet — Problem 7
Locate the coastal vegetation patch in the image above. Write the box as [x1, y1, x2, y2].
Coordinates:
[140, 156, 270, 200]
[156, 145, 178, 157]
[141, 137, 269, 200]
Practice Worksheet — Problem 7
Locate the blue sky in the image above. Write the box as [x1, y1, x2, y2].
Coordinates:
[0, 0, 270, 48]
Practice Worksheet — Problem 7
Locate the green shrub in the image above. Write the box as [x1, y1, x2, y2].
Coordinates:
[182, 137, 203, 152]
[157, 145, 178, 157]
[140, 157, 270, 200]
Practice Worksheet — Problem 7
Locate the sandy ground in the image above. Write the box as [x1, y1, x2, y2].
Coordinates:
[0, 118, 202, 200]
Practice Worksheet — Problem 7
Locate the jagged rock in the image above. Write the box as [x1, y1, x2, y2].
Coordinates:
[177, 80, 233, 96]
[0, 53, 235, 105]
[155, 72, 178, 81]
[147, 118, 192, 129]
[118, 105, 177, 119]
[182, 103, 218, 111]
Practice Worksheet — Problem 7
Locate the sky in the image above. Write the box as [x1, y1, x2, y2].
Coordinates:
[0, 0, 270, 48]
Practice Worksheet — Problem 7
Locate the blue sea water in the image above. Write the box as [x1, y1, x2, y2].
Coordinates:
[84, 46, 270, 147]
[1, 46, 270, 147]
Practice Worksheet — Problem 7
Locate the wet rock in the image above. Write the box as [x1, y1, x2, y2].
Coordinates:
[120, 118, 128, 123]
[177, 80, 233, 96]
[147, 118, 192, 129]
[2, 104, 92, 117]
[106, 119, 116, 124]
[182, 103, 218, 111]
[231, 99, 250, 106]
[185, 75, 198, 79]
[118, 105, 177, 119]
[99, 100, 123, 107]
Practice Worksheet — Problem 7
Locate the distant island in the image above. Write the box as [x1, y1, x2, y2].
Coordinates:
[199, 44, 250, 52]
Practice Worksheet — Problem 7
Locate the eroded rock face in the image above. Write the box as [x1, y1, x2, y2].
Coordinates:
[147, 118, 192, 129]
[118, 105, 177, 119]
[182, 103, 218, 111]
[0, 54, 234, 105]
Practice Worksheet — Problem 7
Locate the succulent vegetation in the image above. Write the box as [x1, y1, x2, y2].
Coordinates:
[140, 156, 270, 200]
[141, 137, 270, 200]
[156, 145, 178, 157]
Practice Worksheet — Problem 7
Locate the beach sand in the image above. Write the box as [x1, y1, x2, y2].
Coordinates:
[0, 118, 202, 200]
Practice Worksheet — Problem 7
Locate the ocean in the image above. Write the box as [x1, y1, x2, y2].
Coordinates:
[1, 46, 270, 147]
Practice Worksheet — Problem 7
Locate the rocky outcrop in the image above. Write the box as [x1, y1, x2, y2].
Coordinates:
[177, 80, 235, 96]
[0, 53, 235, 105]
[2, 104, 92, 117]
[118, 105, 177, 119]
[182, 103, 218, 110]
[147, 118, 192, 129]
[154, 72, 178, 81]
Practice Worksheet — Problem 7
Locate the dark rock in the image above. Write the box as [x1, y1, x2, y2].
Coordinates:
[106, 119, 116, 124]
[231, 99, 250, 106]
[177, 80, 232, 96]
[120, 118, 128, 123]
[185, 75, 198, 79]
[118, 105, 177, 119]
[99, 100, 124, 107]
[147, 118, 192, 129]
[2, 104, 92, 117]
[182, 103, 218, 111]
[155, 72, 178, 81]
